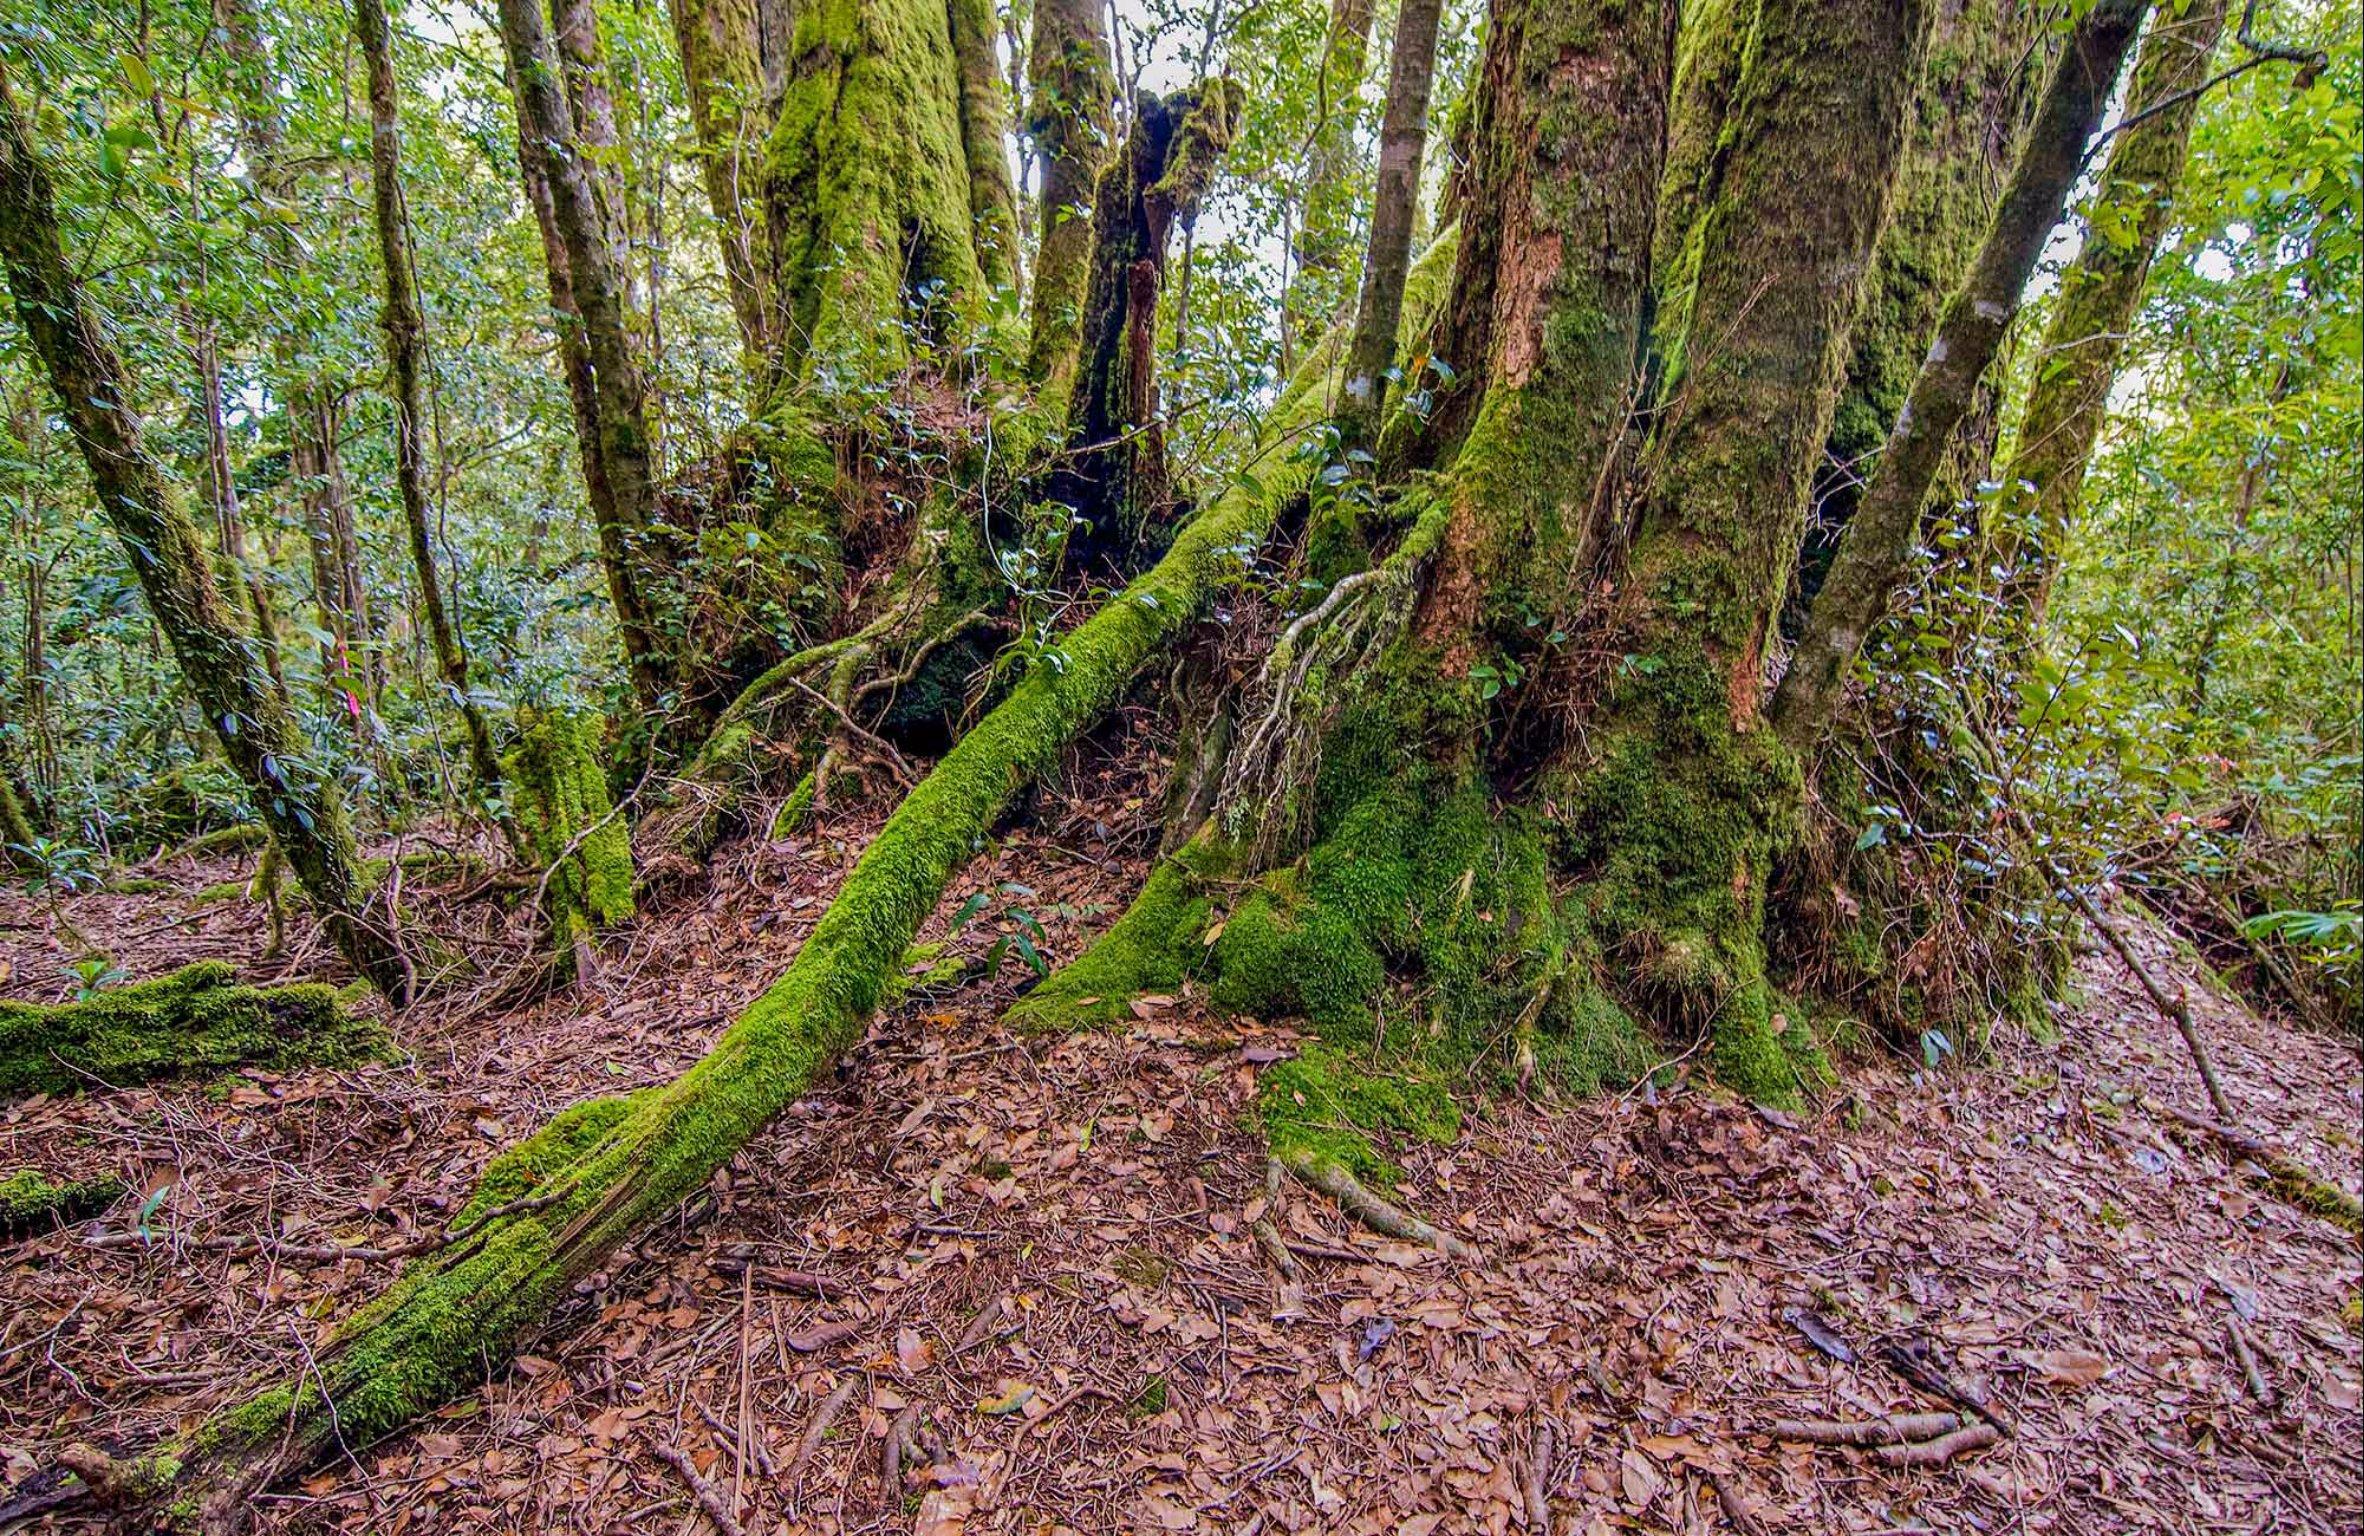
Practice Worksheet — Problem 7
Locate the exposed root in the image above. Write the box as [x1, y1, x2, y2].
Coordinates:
[1770, 1413, 1961, 1446]
[1871, 1422, 2000, 1467]
[1251, 1215, 1303, 1281]
[1273, 1150, 1477, 1260]
[2150, 1098, 2364, 1241]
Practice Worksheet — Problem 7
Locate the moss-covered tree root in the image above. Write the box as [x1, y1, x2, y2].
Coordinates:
[0, 962, 383, 1097]
[104, 335, 1345, 1533]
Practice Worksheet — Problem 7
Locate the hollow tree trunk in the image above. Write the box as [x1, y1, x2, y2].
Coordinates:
[1052, 83, 1239, 571]
[1993, 0, 2230, 626]
[1770, 0, 2151, 749]
[1336, 0, 1446, 452]
[500, 0, 671, 714]
[0, 64, 409, 1001]
[356, 0, 504, 801]
[1023, 0, 1117, 394]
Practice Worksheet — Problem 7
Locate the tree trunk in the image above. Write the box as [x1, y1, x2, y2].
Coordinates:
[1993, 0, 2231, 625]
[1024, 0, 1117, 394]
[1336, 0, 1446, 452]
[761, 0, 1012, 379]
[668, 0, 780, 371]
[948, 0, 1022, 292]
[500, 0, 671, 714]
[194, 320, 289, 696]
[1771, 0, 2151, 749]
[1295, 0, 1379, 327]
[0, 63, 410, 1001]
[1051, 83, 1240, 572]
[356, 0, 505, 801]
[0, 684, 36, 860]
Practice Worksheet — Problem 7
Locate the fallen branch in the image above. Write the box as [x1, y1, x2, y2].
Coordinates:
[1872, 1422, 2000, 1467]
[1769, 1413, 1961, 1446]
[1879, 1339, 2015, 1436]
[1273, 1151, 1477, 1260]
[648, 1435, 746, 1536]
[787, 1375, 858, 1489]
[83, 1189, 568, 1265]
[1524, 1420, 1554, 1531]
[1251, 1216, 1303, 1281]
[2150, 1098, 2363, 1241]
[2225, 1317, 2275, 1408]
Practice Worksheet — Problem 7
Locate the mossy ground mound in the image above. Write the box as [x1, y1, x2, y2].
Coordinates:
[0, 961, 385, 1097]
[0, 1167, 124, 1236]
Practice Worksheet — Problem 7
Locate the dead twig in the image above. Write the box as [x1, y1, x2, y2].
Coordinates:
[2149, 1098, 2364, 1241]
[1524, 1418, 1554, 1531]
[81, 1188, 568, 1265]
[2225, 1317, 2277, 1407]
[648, 1435, 746, 1536]
[787, 1375, 858, 1487]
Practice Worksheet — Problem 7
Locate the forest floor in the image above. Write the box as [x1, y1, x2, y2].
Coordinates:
[2, 746, 2359, 1535]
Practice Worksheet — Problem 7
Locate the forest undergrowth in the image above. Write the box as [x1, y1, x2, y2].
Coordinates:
[1, 720, 2356, 1535]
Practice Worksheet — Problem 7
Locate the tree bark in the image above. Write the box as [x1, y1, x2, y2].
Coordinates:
[1994, 0, 2231, 625]
[762, 0, 1009, 379]
[356, 0, 505, 800]
[1052, 83, 1239, 571]
[1024, 0, 1117, 393]
[1336, 0, 1446, 452]
[948, 0, 1022, 292]
[499, 0, 671, 713]
[668, 0, 779, 371]
[0, 63, 409, 1000]
[193, 317, 288, 695]
[1771, 0, 2151, 749]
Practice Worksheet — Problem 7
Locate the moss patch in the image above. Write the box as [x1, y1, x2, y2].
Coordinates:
[505, 707, 636, 953]
[0, 1167, 124, 1236]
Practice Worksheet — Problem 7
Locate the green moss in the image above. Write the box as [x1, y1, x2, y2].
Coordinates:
[504, 707, 635, 952]
[0, 1167, 124, 1235]
[1259, 1043, 1460, 1185]
[1007, 854, 1215, 1029]
[0, 961, 385, 1097]
[459, 1094, 642, 1226]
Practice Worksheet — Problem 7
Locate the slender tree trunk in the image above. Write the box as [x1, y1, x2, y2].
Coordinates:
[0, 683, 37, 860]
[1295, 0, 1378, 331]
[0, 63, 408, 1000]
[1336, 0, 1445, 451]
[1024, 0, 1118, 394]
[499, 0, 671, 713]
[193, 318, 289, 695]
[1994, 0, 2231, 625]
[667, 0, 776, 371]
[948, 0, 1022, 291]
[1771, 0, 2152, 750]
[356, 0, 504, 799]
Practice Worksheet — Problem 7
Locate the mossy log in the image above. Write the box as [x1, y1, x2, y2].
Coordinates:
[0, 1167, 124, 1237]
[109, 266, 1399, 1526]
[0, 962, 383, 1097]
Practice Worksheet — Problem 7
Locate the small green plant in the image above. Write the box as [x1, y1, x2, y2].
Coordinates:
[942, 882, 1054, 979]
[63, 954, 127, 1001]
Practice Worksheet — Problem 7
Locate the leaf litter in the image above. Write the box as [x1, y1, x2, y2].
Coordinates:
[0, 732, 2357, 1534]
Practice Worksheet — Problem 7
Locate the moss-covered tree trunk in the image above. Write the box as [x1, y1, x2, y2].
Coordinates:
[668, 0, 781, 373]
[499, 0, 672, 714]
[1993, 0, 2230, 626]
[759, 0, 1018, 379]
[1023, 0, 1117, 394]
[0, 961, 381, 1096]
[1771, 0, 2151, 748]
[0, 63, 411, 1003]
[357, 0, 504, 804]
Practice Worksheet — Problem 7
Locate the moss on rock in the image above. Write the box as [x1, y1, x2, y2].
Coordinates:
[0, 961, 384, 1097]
